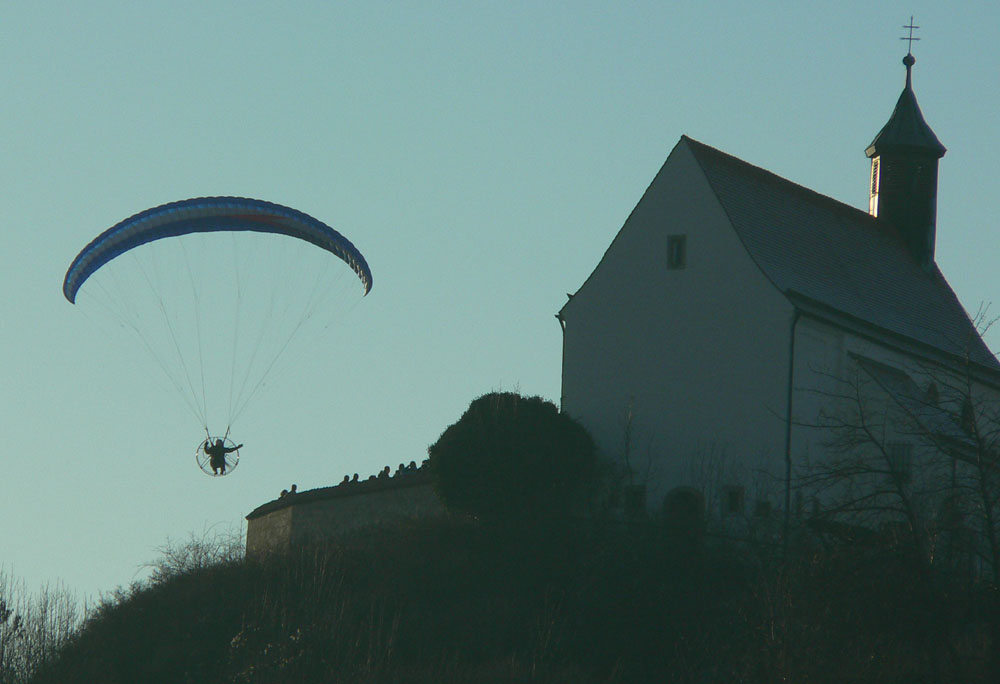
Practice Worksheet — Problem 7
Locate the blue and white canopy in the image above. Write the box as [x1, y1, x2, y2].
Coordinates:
[64, 196, 372, 303]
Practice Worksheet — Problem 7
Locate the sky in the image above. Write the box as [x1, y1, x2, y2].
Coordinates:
[2, 1, 998, 599]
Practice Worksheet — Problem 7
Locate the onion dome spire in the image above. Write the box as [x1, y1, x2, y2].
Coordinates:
[865, 18, 946, 271]
[866, 50, 946, 159]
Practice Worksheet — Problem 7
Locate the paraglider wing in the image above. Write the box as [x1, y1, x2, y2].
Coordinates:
[63, 196, 372, 303]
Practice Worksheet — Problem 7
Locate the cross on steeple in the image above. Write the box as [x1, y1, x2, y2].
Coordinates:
[900, 16, 920, 55]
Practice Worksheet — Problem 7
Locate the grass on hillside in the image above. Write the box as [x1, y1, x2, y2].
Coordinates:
[14, 517, 1000, 684]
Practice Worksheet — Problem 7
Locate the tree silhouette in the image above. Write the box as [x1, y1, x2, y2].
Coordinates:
[428, 392, 597, 522]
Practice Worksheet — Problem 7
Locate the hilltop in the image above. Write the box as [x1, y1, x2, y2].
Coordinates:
[14, 514, 996, 684]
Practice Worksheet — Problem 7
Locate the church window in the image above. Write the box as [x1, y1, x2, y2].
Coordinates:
[722, 485, 745, 515]
[667, 234, 687, 269]
[886, 442, 913, 484]
[961, 397, 975, 434]
[624, 484, 646, 520]
[869, 157, 880, 216]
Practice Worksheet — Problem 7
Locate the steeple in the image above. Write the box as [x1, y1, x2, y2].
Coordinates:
[865, 20, 946, 271]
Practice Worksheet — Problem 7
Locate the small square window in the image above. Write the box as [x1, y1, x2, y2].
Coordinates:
[722, 485, 744, 516]
[667, 234, 687, 270]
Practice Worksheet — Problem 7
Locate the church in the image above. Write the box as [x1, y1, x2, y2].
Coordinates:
[247, 49, 1000, 556]
[557, 50, 1000, 531]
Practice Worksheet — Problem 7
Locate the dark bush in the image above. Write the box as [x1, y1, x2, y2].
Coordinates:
[427, 392, 597, 522]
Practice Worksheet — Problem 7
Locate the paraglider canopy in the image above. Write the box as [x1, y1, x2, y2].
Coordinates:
[64, 197, 373, 474]
[64, 196, 372, 303]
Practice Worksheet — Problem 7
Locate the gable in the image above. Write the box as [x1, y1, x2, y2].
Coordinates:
[560, 137, 773, 323]
[558, 138, 794, 479]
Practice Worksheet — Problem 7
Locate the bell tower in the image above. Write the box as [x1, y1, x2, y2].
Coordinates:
[865, 20, 946, 271]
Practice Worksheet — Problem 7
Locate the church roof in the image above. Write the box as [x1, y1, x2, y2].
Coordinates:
[682, 136, 997, 370]
[866, 55, 946, 158]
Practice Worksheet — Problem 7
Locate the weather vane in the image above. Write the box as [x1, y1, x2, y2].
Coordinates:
[900, 16, 920, 54]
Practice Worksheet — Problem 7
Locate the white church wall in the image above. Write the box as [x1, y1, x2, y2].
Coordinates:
[790, 314, 1000, 527]
[560, 140, 794, 514]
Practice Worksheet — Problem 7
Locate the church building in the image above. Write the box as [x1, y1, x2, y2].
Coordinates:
[557, 51, 1000, 528]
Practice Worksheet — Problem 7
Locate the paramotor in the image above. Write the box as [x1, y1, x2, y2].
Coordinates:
[63, 197, 372, 474]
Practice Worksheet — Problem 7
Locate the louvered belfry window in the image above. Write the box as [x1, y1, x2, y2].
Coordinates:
[869, 157, 880, 216]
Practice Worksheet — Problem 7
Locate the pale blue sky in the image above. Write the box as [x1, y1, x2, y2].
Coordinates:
[2, 2, 998, 597]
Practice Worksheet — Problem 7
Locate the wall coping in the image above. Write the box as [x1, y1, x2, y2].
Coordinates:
[246, 470, 433, 520]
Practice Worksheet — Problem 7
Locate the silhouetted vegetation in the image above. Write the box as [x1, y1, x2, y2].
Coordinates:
[428, 392, 597, 522]
[792, 322, 1000, 681]
[7, 386, 1000, 682]
[0, 570, 82, 684]
[6, 514, 998, 683]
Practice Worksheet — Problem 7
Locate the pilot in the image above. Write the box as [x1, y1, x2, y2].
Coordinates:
[204, 439, 242, 476]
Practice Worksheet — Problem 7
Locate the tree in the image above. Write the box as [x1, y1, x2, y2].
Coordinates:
[143, 525, 246, 585]
[793, 314, 1000, 681]
[0, 570, 81, 684]
[796, 336, 1000, 583]
[427, 392, 597, 522]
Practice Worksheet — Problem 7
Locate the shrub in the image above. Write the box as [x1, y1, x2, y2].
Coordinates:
[427, 392, 596, 522]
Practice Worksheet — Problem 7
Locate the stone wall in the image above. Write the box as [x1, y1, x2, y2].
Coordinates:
[246, 504, 293, 556]
[246, 472, 448, 556]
